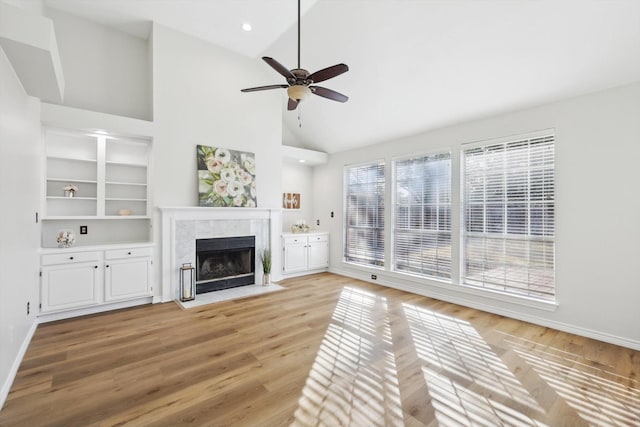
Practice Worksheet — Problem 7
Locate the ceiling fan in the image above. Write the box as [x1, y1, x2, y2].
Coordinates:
[240, 0, 349, 111]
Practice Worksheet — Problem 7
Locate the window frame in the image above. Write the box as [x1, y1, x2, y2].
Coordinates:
[391, 150, 452, 281]
[461, 129, 556, 302]
[343, 160, 386, 268]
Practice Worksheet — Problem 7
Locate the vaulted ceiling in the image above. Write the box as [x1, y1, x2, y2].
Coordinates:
[45, 0, 640, 153]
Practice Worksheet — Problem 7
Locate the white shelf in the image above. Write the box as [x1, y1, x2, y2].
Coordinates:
[105, 198, 147, 202]
[46, 196, 97, 201]
[43, 215, 151, 220]
[106, 160, 147, 168]
[106, 181, 147, 186]
[47, 178, 98, 184]
[47, 155, 97, 163]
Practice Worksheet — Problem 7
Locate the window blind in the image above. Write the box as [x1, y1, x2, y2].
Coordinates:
[393, 152, 451, 279]
[344, 162, 385, 267]
[462, 133, 555, 300]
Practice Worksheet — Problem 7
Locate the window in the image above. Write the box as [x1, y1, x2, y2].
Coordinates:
[393, 152, 451, 279]
[344, 162, 385, 267]
[462, 132, 555, 300]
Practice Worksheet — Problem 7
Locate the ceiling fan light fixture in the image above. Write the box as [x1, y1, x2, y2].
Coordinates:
[287, 85, 311, 101]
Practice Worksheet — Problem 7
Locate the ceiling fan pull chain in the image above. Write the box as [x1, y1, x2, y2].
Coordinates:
[298, 104, 303, 128]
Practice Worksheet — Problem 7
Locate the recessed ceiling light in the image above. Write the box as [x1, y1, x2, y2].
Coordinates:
[299, 159, 306, 163]
[242, 22, 252, 32]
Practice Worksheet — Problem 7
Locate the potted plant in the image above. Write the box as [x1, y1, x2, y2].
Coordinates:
[260, 249, 271, 286]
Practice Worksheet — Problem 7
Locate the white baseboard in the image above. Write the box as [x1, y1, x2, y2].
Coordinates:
[0, 319, 38, 411]
[328, 267, 640, 351]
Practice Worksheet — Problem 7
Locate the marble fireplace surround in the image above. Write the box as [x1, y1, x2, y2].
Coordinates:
[159, 207, 282, 302]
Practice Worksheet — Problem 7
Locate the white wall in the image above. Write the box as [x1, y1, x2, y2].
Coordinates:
[0, 46, 41, 407]
[46, 9, 151, 121]
[282, 162, 314, 232]
[313, 82, 640, 349]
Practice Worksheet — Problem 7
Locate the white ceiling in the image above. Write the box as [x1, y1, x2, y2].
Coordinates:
[44, 0, 640, 154]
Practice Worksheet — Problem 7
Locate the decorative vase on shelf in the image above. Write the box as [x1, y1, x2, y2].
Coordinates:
[63, 185, 78, 198]
[56, 230, 76, 248]
[262, 273, 271, 286]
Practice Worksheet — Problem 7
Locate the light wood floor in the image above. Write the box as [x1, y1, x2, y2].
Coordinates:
[1, 273, 638, 426]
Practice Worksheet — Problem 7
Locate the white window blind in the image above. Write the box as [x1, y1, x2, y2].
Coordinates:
[344, 162, 385, 267]
[393, 152, 451, 279]
[462, 133, 555, 300]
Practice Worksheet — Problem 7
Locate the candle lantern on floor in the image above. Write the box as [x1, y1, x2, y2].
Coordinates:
[180, 263, 196, 302]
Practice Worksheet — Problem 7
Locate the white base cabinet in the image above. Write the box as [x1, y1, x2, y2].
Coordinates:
[40, 244, 153, 319]
[104, 248, 152, 302]
[282, 232, 329, 277]
[41, 262, 100, 313]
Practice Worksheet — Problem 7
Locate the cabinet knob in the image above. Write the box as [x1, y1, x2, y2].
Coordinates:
[106, 264, 110, 268]
[69, 256, 74, 260]
[94, 265, 98, 269]
[127, 252, 132, 255]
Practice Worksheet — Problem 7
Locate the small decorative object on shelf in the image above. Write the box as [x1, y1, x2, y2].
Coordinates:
[291, 219, 309, 233]
[260, 249, 272, 286]
[63, 184, 78, 198]
[56, 230, 76, 248]
[179, 263, 196, 302]
[118, 209, 132, 216]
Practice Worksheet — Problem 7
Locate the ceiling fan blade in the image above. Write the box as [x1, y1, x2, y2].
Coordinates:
[308, 63, 349, 84]
[263, 57, 295, 80]
[288, 98, 299, 111]
[311, 86, 349, 103]
[241, 84, 288, 93]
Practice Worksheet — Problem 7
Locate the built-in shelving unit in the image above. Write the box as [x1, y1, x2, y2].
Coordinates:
[41, 127, 152, 247]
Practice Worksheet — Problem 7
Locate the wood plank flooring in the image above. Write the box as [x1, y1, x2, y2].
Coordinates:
[1, 273, 638, 426]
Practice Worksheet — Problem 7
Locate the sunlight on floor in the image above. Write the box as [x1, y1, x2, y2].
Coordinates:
[403, 304, 548, 426]
[505, 335, 640, 426]
[289, 284, 638, 426]
[292, 287, 404, 426]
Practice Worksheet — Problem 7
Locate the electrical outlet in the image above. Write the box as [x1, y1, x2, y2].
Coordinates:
[371, 274, 377, 280]
[331, 211, 334, 218]
[316, 219, 320, 226]
[27, 301, 30, 315]
[80, 225, 88, 234]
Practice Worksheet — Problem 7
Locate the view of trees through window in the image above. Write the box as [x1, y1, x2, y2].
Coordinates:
[463, 134, 555, 300]
[342, 132, 555, 302]
[344, 162, 385, 267]
[394, 153, 451, 279]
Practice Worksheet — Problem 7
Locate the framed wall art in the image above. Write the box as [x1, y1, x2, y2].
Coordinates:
[197, 145, 256, 207]
[283, 192, 300, 209]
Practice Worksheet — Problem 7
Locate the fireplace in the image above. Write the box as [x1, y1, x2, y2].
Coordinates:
[196, 236, 255, 293]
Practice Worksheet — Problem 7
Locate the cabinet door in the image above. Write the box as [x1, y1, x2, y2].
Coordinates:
[41, 263, 100, 312]
[283, 239, 308, 273]
[308, 239, 329, 270]
[104, 258, 151, 302]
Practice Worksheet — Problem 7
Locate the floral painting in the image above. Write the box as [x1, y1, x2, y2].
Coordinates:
[197, 145, 256, 207]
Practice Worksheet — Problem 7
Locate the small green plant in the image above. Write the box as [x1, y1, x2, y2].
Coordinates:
[260, 249, 272, 274]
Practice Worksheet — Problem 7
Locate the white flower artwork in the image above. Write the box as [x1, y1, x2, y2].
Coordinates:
[197, 145, 257, 207]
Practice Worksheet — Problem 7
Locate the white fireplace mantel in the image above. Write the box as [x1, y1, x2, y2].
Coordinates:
[159, 207, 283, 302]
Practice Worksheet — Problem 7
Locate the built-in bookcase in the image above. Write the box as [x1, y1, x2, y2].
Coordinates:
[42, 127, 152, 247]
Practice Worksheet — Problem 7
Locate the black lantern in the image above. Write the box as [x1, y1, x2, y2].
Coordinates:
[180, 263, 196, 302]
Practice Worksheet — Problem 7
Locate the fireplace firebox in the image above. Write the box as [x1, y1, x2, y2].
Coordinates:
[195, 236, 255, 293]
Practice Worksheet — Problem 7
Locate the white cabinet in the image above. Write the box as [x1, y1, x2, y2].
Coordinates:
[282, 232, 329, 276]
[283, 236, 309, 273]
[41, 252, 101, 313]
[40, 244, 153, 318]
[104, 248, 152, 302]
